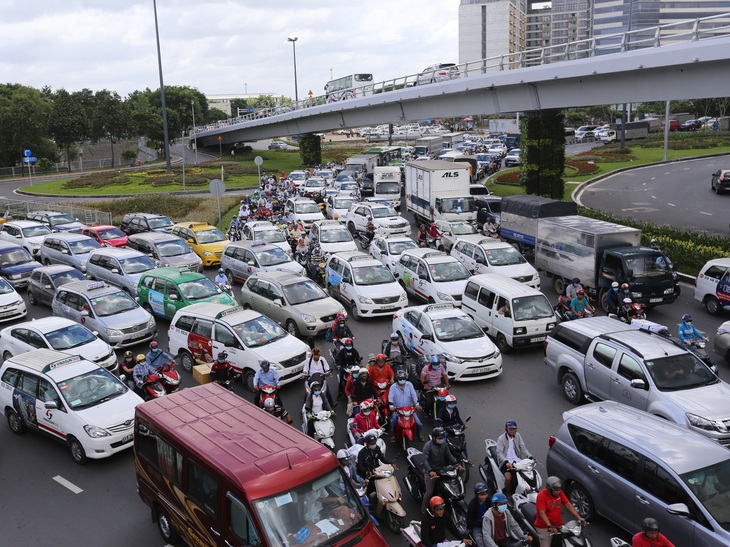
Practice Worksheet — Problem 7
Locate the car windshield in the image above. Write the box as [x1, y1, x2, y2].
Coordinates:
[295, 203, 320, 214]
[90, 291, 139, 316]
[283, 280, 327, 305]
[511, 295, 555, 321]
[306, 179, 325, 188]
[157, 240, 192, 257]
[440, 197, 477, 213]
[251, 467, 367, 547]
[178, 278, 221, 300]
[646, 354, 719, 391]
[388, 240, 418, 255]
[317, 170, 333, 178]
[0, 248, 34, 265]
[147, 217, 173, 230]
[476, 154, 491, 162]
[371, 206, 398, 219]
[96, 227, 126, 240]
[50, 269, 86, 286]
[57, 367, 128, 410]
[0, 277, 14, 294]
[353, 264, 395, 286]
[48, 214, 76, 227]
[196, 228, 226, 244]
[256, 248, 291, 267]
[485, 246, 526, 266]
[320, 228, 353, 243]
[339, 181, 358, 190]
[375, 182, 399, 194]
[451, 223, 477, 236]
[231, 315, 287, 348]
[680, 459, 730, 529]
[21, 225, 52, 238]
[119, 255, 156, 274]
[289, 173, 306, 181]
[625, 252, 671, 278]
[68, 239, 101, 254]
[429, 261, 470, 282]
[46, 324, 97, 350]
[433, 315, 484, 342]
[257, 230, 286, 244]
[333, 198, 355, 209]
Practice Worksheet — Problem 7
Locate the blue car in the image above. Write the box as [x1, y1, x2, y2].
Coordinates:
[0, 241, 42, 288]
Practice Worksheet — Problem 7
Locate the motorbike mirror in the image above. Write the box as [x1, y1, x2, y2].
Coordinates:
[464, 416, 472, 423]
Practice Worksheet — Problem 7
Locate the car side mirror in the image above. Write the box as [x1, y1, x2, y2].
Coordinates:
[629, 378, 647, 390]
[44, 401, 58, 410]
[92, 331, 99, 336]
[393, 272, 399, 278]
[421, 334, 433, 342]
[80, 310, 90, 317]
[61, 249, 70, 254]
[419, 273, 428, 280]
[187, 239, 194, 245]
[14, 234, 21, 239]
[274, 298, 283, 307]
[169, 293, 178, 301]
[44, 284, 52, 290]
[626, 269, 634, 279]
[111, 268, 120, 275]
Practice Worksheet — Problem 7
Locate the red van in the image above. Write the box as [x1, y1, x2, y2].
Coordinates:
[135, 383, 387, 546]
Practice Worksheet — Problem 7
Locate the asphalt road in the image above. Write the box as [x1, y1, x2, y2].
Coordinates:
[577, 155, 730, 236]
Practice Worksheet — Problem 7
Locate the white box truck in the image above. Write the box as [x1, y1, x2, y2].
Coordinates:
[345, 154, 379, 177]
[413, 136, 443, 157]
[372, 166, 402, 209]
[405, 160, 475, 224]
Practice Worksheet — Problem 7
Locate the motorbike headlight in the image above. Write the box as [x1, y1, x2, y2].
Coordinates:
[686, 413, 728, 433]
[358, 296, 373, 305]
[84, 424, 111, 438]
[437, 292, 454, 302]
[301, 313, 316, 323]
[106, 328, 123, 337]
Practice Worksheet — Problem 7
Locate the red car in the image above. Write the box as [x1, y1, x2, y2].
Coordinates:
[81, 225, 128, 247]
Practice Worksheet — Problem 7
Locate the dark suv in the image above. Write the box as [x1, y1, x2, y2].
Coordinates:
[119, 212, 174, 235]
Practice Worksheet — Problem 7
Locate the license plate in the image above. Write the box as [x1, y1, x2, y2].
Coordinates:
[129, 330, 147, 339]
[472, 367, 489, 374]
[292, 365, 304, 373]
[0, 310, 15, 317]
[121, 434, 133, 444]
[649, 298, 663, 303]
[380, 305, 398, 311]
[530, 336, 546, 343]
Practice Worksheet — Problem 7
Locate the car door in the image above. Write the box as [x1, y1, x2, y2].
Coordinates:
[325, 257, 344, 299]
[370, 237, 385, 263]
[264, 282, 287, 325]
[697, 264, 727, 302]
[589, 439, 640, 531]
[36, 377, 73, 444]
[414, 260, 431, 301]
[163, 280, 184, 319]
[211, 322, 246, 371]
[584, 342, 618, 401]
[227, 247, 247, 282]
[477, 287, 497, 334]
[12, 371, 41, 432]
[39, 272, 56, 306]
[416, 312, 438, 356]
[472, 246, 490, 275]
[187, 318, 214, 363]
[240, 278, 260, 309]
[609, 353, 649, 411]
[454, 241, 476, 273]
[399, 310, 423, 354]
[338, 264, 355, 306]
[435, 221, 452, 250]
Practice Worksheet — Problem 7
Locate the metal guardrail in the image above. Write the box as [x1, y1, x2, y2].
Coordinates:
[193, 13, 730, 135]
[1, 199, 112, 226]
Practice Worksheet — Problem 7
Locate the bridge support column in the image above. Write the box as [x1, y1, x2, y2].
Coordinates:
[299, 134, 322, 167]
[519, 109, 565, 199]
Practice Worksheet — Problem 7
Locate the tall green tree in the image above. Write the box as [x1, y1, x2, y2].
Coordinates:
[91, 90, 131, 167]
[48, 89, 91, 172]
[520, 110, 565, 199]
[0, 84, 55, 170]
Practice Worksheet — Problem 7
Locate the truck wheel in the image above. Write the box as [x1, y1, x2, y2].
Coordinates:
[156, 507, 181, 544]
[496, 334, 511, 354]
[553, 276, 565, 296]
[561, 372, 583, 404]
[599, 289, 610, 313]
[705, 296, 721, 316]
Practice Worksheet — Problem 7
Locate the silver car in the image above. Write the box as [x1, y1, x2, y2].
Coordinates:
[126, 232, 203, 271]
[40, 233, 101, 273]
[221, 240, 304, 285]
[240, 271, 346, 338]
[52, 280, 157, 349]
[27, 265, 87, 307]
[86, 247, 156, 297]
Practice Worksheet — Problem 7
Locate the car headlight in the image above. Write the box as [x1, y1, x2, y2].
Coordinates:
[358, 296, 374, 305]
[203, 251, 213, 257]
[147, 318, 156, 329]
[84, 424, 111, 438]
[718, 325, 730, 336]
[8, 274, 21, 280]
[442, 352, 464, 364]
[664, 287, 674, 295]
[106, 328, 123, 336]
[399, 292, 408, 301]
[437, 292, 454, 302]
[631, 291, 642, 298]
[687, 413, 728, 433]
[301, 313, 316, 323]
[513, 327, 526, 335]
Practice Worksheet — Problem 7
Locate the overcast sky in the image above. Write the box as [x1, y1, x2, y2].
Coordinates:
[1, 0, 459, 100]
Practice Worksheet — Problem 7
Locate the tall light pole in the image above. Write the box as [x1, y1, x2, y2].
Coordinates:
[191, 100, 198, 165]
[288, 36, 299, 104]
[152, 0, 172, 173]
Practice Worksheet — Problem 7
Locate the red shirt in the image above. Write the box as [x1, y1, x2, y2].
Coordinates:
[534, 488, 569, 528]
[632, 532, 674, 547]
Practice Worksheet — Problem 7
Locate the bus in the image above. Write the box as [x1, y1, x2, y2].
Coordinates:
[364, 145, 403, 167]
[324, 73, 374, 103]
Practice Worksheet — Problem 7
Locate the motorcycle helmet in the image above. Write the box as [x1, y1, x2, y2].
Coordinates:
[444, 394, 457, 404]
[682, 314, 692, 323]
[430, 222, 436, 227]
[437, 387, 449, 399]
[642, 517, 660, 533]
[621, 283, 629, 289]
[264, 398, 275, 410]
[359, 367, 369, 377]
[622, 298, 632, 305]
[396, 369, 408, 381]
[376, 353, 386, 363]
[309, 380, 321, 390]
[474, 482, 488, 495]
[217, 351, 228, 363]
[149, 341, 159, 350]
[348, 364, 361, 376]
[430, 355, 440, 365]
[429, 496, 446, 510]
[260, 359, 270, 369]
[218, 268, 224, 274]
[390, 332, 399, 340]
[364, 430, 378, 446]
[136, 354, 146, 363]
[432, 427, 446, 440]
[336, 449, 349, 461]
[571, 277, 580, 284]
[123, 351, 133, 359]
[546, 476, 563, 492]
[368, 353, 377, 363]
[505, 420, 518, 430]
[491, 492, 508, 504]
[344, 338, 353, 349]
[611, 281, 619, 288]
[360, 399, 372, 411]
[576, 288, 585, 295]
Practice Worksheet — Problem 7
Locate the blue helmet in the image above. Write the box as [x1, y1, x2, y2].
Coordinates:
[682, 314, 692, 323]
[491, 492, 508, 504]
[430, 355, 440, 364]
[474, 482, 488, 494]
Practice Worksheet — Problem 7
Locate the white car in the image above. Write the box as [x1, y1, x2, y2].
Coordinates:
[311, 220, 358, 255]
[284, 197, 325, 228]
[325, 194, 357, 222]
[416, 63, 461, 86]
[0, 348, 142, 464]
[315, 169, 335, 185]
[368, 235, 418, 274]
[0, 277, 27, 323]
[240, 221, 290, 256]
[488, 143, 507, 156]
[303, 177, 327, 198]
[344, 203, 410, 238]
[0, 317, 117, 372]
[393, 303, 502, 382]
[287, 170, 309, 191]
[0, 220, 52, 258]
[337, 181, 360, 195]
[450, 235, 540, 288]
[393, 248, 471, 306]
[694, 257, 730, 315]
[433, 220, 479, 252]
[325, 251, 408, 320]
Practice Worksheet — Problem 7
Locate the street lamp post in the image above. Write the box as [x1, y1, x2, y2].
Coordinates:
[288, 37, 299, 105]
[191, 100, 198, 165]
[152, 0, 172, 173]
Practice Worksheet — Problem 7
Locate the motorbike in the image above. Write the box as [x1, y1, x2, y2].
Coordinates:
[443, 417, 471, 483]
[403, 447, 469, 538]
[141, 372, 166, 400]
[555, 295, 595, 321]
[393, 406, 418, 450]
[256, 384, 279, 407]
[616, 302, 646, 323]
[420, 384, 449, 419]
[685, 337, 714, 368]
[343, 444, 379, 527]
[373, 378, 391, 429]
[346, 420, 387, 456]
[301, 408, 336, 449]
[549, 520, 592, 547]
[402, 524, 465, 547]
[306, 253, 327, 287]
[354, 230, 374, 250]
[610, 540, 630, 547]
[425, 235, 443, 251]
[367, 462, 406, 533]
[510, 493, 539, 544]
[212, 366, 240, 391]
[156, 361, 181, 394]
[216, 283, 234, 297]
[479, 439, 542, 503]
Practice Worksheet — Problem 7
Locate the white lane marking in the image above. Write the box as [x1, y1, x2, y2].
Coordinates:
[650, 195, 656, 199]
[700, 211, 712, 216]
[650, 177, 655, 180]
[667, 203, 676, 207]
[53, 475, 83, 494]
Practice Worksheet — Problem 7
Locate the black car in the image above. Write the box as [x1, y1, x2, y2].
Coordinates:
[360, 173, 375, 196]
[711, 170, 730, 194]
[119, 212, 174, 235]
[475, 196, 502, 225]
[678, 120, 701, 131]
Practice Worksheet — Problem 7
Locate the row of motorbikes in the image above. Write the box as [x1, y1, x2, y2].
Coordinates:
[121, 360, 181, 400]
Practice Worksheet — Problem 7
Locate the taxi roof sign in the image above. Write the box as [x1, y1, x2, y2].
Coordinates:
[423, 251, 447, 259]
[424, 303, 455, 313]
[87, 281, 106, 290]
[42, 355, 83, 373]
[216, 305, 245, 319]
[251, 239, 267, 246]
[346, 254, 373, 262]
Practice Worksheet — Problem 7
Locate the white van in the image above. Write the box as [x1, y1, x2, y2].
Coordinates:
[372, 166, 402, 209]
[450, 234, 540, 289]
[694, 257, 730, 316]
[461, 274, 556, 352]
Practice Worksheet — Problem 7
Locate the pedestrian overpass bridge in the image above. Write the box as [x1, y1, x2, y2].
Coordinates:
[195, 14, 730, 147]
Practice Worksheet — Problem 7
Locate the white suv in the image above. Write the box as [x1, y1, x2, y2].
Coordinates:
[694, 257, 730, 316]
[287, 170, 309, 191]
[393, 248, 471, 306]
[0, 220, 52, 257]
[450, 235, 539, 288]
[311, 220, 357, 255]
[345, 202, 410, 238]
[284, 197, 325, 228]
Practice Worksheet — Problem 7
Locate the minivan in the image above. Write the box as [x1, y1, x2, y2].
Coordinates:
[450, 234, 539, 288]
[126, 232, 203, 272]
[694, 257, 730, 316]
[461, 273, 556, 352]
[548, 401, 730, 546]
[135, 384, 387, 546]
[40, 233, 101, 273]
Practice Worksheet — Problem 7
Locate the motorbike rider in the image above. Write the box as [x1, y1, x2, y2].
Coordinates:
[678, 314, 704, 346]
[417, 224, 429, 247]
[263, 397, 293, 424]
[210, 351, 238, 388]
[619, 282, 633, 302]
[420, 355, 450, 416]
[304, 379, 333, 438]
[436, 394, 468, 457]
[214, 268, 229, 288]
[330, 314, 354, 345]
[482, 492, 532, 547]
[337, 449, 365, 487]
[606, 281, 622, 314]
[119, 351, 137, 389]
[565, 277, 583, 301]
[483, 215, 499, 238]
[252, 359, 282, 406]
[302, 348, 334, 406]
[349, 367, 378, 411]
[364, 217, 376, 246]
[146, 341, 173, 370]
[383, 332, 406, 365]
[335, 338, 361, 400]
[495, 420, 534, 503]
[421, 426, 462, 514]
[632, 517, 674, 547]
[388, 369, 425, 442]
[132, 354, 158, 393]
[569, 288, 595, 319]
[618, 297, 639, 322]
[351, 399, 379, 442]
[534, 476, 587, 547]
[356, 430, 396, 496]
[368, 353, 395, 385]
[421, 496, 474, 547]
[467, 483, 491, 547]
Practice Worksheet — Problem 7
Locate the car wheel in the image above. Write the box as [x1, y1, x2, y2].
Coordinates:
[347, 222, 357, 235]
[7, 409, 26, 435]
[156, 507, 181, 544]
[553, 276, 565, 296]
[179, 351, 195, 373]
[705, 296, 721, 316]
[428, 297, 436, 304]
[68, 437, 88, 465]
[496, 334, 511, 354]
[242, 303, 251, 310]
[350, 303, 362, 321]
[567, 483, 595, 520]
[561, 371, 583, 404]
[225, 269, 235, 286]
[2, 351, 12, 363]
[244, 369, 256, 392]
[286, 320, 300, 337]
[28, 290, 37, 306]
[716, 183, 722, 195]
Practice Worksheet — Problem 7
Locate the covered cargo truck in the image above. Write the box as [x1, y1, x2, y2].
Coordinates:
[345, 153, 379, 177]
[499, 195, 577, 251]
[372, 166, 402, 209]
[405, 160, 474, 223]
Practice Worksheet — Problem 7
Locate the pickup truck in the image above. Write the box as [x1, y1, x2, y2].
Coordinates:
[544, 316, 730, 445]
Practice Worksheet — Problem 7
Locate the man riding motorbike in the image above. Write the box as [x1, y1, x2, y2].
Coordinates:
[146, 341, 174, 370]
[678, 314, 704, 347]
[335, 338, 361, 400]
[210, 351, 239, 390]
[421, 427, 462, 514]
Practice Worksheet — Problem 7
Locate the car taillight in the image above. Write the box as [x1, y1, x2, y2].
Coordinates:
[548, 435, 556, 447]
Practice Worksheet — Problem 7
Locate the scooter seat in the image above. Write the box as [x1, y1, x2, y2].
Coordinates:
[519, 501, 538, 524]
[411, 453, 426, 475]
[488, 445, 500, 464]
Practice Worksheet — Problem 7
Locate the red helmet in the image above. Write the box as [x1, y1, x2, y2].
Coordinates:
[376, 353, 387, 362]
[360, 399, 373, 411]
[444, 394, 457, 403]
[344, 338, 353, 349]
[437, 387, 449, 398]
[430, 496, 446, 510]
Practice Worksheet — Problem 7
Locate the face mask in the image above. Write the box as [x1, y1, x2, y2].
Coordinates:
[448, 404, 456, 409]
[398, 380, 406, 385]
[497, 504, 508, 513]
[363, 409, 371, 415]
[352, 373, 359, 379]
[313, 391, 321, 396]
[435, 438, 445, 445]
[360, 377, 367, 382]
[612, 288, 618, 292]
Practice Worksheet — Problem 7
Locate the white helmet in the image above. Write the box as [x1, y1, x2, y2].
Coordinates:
[264, 398, 275, 410]
[336, 449, 349, 460]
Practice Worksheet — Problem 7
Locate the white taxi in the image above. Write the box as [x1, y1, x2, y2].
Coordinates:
[344, 203, 410, 238]
[368, 235, 418, 275]
[393, 248, 471, 306]
[324, 251, 408, 320]
[241, 221, 291, 255]
[284, 197, 325, 228]
[450, 235, 539, 289]
[325, 194, 358, 222]
[393, 303, 502, 382]
[311, 220, 358, 255]
[0, 277, 28, 323]
[0, 349, 142, 464]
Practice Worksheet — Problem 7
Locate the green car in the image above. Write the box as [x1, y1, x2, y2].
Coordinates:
[136, 267, 236, 319]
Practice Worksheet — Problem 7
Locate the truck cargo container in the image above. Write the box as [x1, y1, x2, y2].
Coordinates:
[405, 160, 474, 223]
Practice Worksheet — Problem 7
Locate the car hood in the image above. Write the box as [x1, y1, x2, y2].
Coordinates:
[102, 237, 128, 247]
[663, 381, 730, 421]
[160, 254, 201, 268]
[72, 338, 114, 362]
[359, 282, 405, 298]
[485, 263, 537, 278]
[263, 261, 305, 276]
[431, 279, 469, 294]
[374, 217, 408, 228]
[55, 222, 86, 232]
[74, 389, 142, 427]
[252, 334, 309, 363]
[0, 291, 22, 306]
[292, 297, 343, 318]
[1, 262, 40, 275]
[439, 335, 498, 357]
[25, 235, 47, 247]
[94, 306, 153, 329]
[320, 241, 358, 254]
